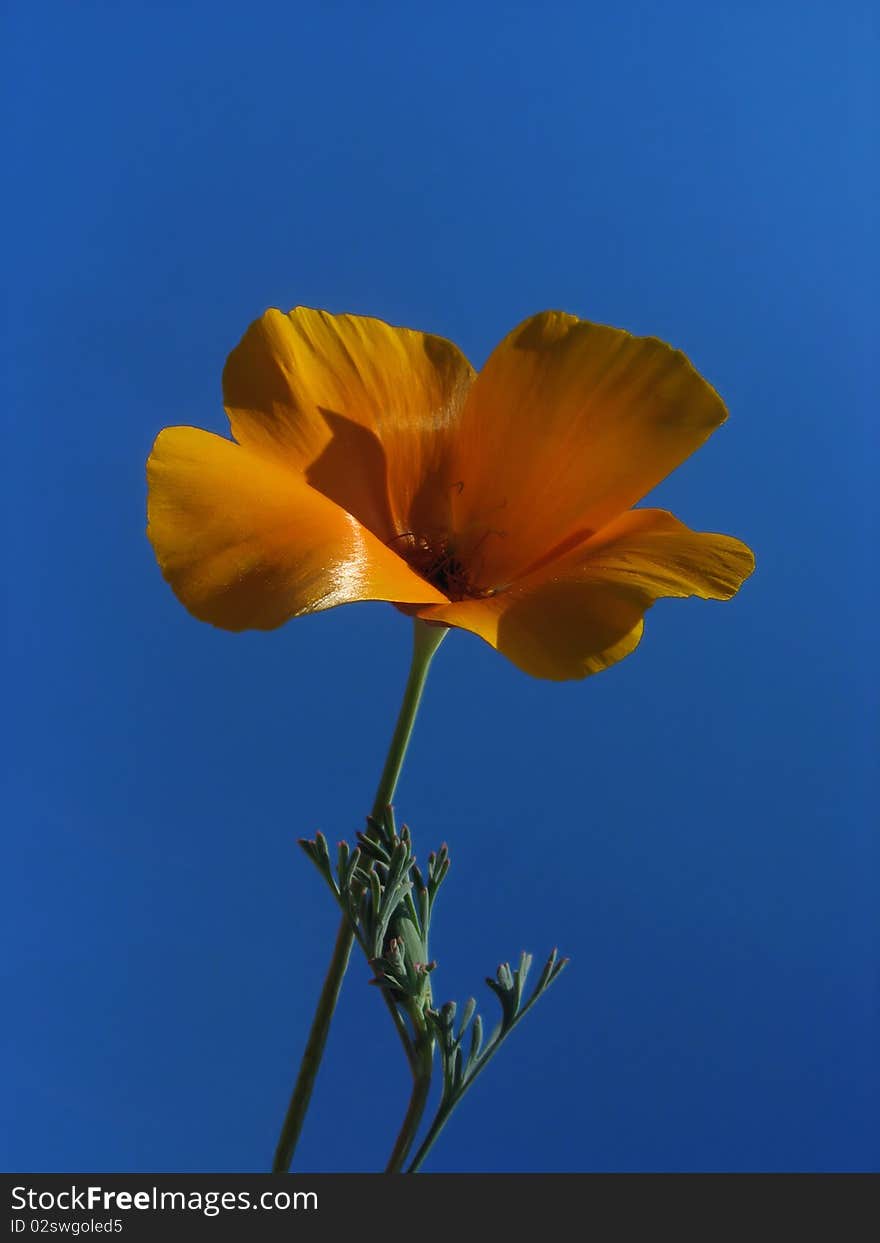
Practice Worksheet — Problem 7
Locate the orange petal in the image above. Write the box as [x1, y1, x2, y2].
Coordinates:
[222, 307, 475, 541]
[448, 312, 728, 586]
[146, 426, 446, 631]
[571, 507, 756, 600]
[416, 508, 754, 679]
[417, 589, 647, 681]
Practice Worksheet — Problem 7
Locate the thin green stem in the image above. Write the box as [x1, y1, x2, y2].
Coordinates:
[406, 977, 563, 1173]
[271, 916, 353, 1173]
[272, 619, 447, 1173]
[384, 1011, 434, 1173]
[406, 1105, 449, 1174]
[369, 621, 447, 822]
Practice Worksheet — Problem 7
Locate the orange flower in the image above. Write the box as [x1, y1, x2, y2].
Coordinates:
[147, 308, 754, 679]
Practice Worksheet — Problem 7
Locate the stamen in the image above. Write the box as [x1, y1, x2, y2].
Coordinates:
[387, 530, 498, 601]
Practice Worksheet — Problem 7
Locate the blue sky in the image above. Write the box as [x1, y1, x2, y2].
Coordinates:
[4, 1, 877, 1172]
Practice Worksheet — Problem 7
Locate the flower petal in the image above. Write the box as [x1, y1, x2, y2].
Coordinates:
[222, 307, 475, 541]
[417, 589, 647, 681]
[448, 311, 729, 586]
[572, 507, 756, 600]
[147, 427, 447, 631]
[415, 509, 754, 679]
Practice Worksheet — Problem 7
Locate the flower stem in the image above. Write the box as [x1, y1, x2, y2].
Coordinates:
[407, 1105, 450, 1173]
[271, 916, 354, 1174]
[385, 1011, 434, 1173]
[271, 619, 448, 1173]
[368, 620, 448, 823]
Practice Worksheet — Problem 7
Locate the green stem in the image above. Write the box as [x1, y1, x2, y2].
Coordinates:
[368, 620, 448, 823]
[272, 619, 447, 1173]
[406, 969, 566, 1173]
[271, 916, 353, 1174]
[385, 1011, 434, 1173]
[407, 1106, 449, 1173]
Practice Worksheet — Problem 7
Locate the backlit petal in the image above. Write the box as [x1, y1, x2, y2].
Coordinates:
[417, 589, 646, 681]
[416, 508, 754, 679]
[448, 312, 728, 586]
[147, 427, 446, 631]
[572, 507, 755, 601]
[222, 307, 475, 541]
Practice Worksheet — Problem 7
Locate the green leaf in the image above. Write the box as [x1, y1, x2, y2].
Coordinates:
[458, 997, 476, 1040]
[470, 1013, 484, 1064]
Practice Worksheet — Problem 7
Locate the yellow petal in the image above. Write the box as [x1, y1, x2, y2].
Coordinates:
[416, 508, 754, 679]
[417, 589, 646, 681]
[448, 311, 728, 586]
[146, 426, 446, 631]
[222, 307, 475, 541]
[575, 507, 756, 600]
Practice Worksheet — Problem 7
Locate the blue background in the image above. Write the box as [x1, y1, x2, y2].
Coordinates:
[4, 0, 877, 1173]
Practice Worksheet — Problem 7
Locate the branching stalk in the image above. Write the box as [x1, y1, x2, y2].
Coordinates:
[271, 620, 447, 1173]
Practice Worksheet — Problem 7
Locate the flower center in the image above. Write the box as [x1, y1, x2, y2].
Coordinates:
[389, 532, 496, 602]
